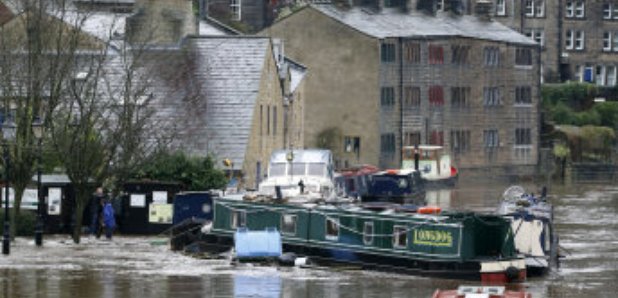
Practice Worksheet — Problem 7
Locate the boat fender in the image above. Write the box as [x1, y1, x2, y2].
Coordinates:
[505, 266, 520, 282]
[294, 257, 310, 267]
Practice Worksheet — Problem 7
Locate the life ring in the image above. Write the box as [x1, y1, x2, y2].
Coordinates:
[418, 206, 441, 214]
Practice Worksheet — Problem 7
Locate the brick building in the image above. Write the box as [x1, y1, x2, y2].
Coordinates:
[263, 3, 541, 173]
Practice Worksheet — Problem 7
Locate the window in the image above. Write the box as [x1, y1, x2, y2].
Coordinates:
[596, 66, 606, 86]
[566, 30, 585, 50]
[566, 1, 585, 18]
[607, 66, 617, 86]
[603, 3, 618, 19]
[524, 29, 544, 46]
[450, 130, 470, 153]
[429, 86, 444, 106]
[515, 128, 532, 146]
[384, 0, 402, 7]
[604, 32, 618, 52]
[483, 46, 500, 66]
[483, 87, 501, 106]
[404, 42, 421, 63]
[380, 87, 395, 106]
[325, 218, 339, 240]
[603, 32, 612, 51]
[266, 104, 270, 135]
[495, 0, 506, 16]
[259, 105, 263, 135]
[230, 0, 241, 21]
[451, 45, 470, 65]
[428, 45, 444, 64]
[308, 163, 326, 176]
[484, 129, 499, 148]
[525, 0, 544, 17]
[281, 214, 297, 235]
[515, 86, 532, 105]
[363, 222, 374, 245]
[381, 43, 396, 62]
[231, 211, 246, 229]
[404, 86, 421, 108]
[381, 133, 396, 153]
[575, 31, 585, 50]
[451, 87, 470, 108]
[435, 0, 445, 11]
[393, 226, 408, 248]
[515, 48, 532, 66]
[429, 131, 444, 146]
[273, 106, 277, 135]
[404, 131, 421, 146]
[344, 136, 360, 153]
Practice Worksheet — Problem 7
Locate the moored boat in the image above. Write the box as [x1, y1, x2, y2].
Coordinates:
[402, 145, 458, 188]
[497, 186, 558, 276]
[209, 196, 526, 282]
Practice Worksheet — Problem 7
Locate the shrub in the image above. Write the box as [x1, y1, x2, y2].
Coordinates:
[0, 210, 36, 236]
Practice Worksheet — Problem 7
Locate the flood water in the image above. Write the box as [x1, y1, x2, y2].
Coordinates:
[0, 179, 616, 297]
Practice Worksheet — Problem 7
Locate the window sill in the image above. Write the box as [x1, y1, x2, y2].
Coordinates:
[514, 65, 534, 70]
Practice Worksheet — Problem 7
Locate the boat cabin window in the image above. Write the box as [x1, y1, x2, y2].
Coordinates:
[393, 225, 408, 248]
[290, 163, 307, 176]
[363, 222, 374, 245]
[325, 218, 339, 241]
[269, 163, 286, 177]
[307, 162, 326, 176]
[231, 211, 246, 229]
[281, 214, 297, 235]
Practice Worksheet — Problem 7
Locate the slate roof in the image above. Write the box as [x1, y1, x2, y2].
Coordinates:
[182, 36, 271, 169]
[312, 5, 537, 46]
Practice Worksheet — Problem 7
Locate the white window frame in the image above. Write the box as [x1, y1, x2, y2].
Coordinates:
[363, 222, 374, 245]
[525, 29, 544, 46]
[565, 30, 573, 50]
[281, 214, 297, 235]
[614, 32, 618, 52]
[535, 0, 545, 17]
[525, 0, 534, 16]
[483, 129, 499, 148]
[495, 0, 506, 16]
[607, 66, 617, 86]
[565, 1, 574, 17]
[575, 1, 585, 18]
[615, 5, 618, 19]
[575, 31, 585, 50]
[231, 211, 246, 229]
[230, 0, 241, 21]
[325, 218, 339, 241]
[596, 66, 606, 86]
[603, 32, 612, 52]
[435, 0, 445, 11]
[603, 3, 611, 19]
[392, 225, 408, 249]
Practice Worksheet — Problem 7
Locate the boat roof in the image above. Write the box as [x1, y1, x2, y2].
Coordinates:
[402, 145, 444, 151]
[269, 149, 332, 164]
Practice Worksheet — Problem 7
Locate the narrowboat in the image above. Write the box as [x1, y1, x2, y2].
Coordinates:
[401, 145, 458, 188]
[433, 285, 532, 298]
[498, 186, 558, 276]
[210, 196, 526, 282]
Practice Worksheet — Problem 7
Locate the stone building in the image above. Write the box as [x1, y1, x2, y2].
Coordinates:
[263, 3, 540, 173]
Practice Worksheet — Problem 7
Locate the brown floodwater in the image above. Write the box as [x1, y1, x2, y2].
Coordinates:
[0, 179, 615, 297]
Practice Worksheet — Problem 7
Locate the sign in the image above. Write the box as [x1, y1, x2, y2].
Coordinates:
[152, 191, 167, 204]
[149, 203, 173, 224]
[130, 194, 146, 207]
[48, 188, 62, 215]
[413, 229, 453, 247]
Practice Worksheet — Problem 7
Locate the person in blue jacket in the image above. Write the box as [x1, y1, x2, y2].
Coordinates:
[102, 200, 116, 240]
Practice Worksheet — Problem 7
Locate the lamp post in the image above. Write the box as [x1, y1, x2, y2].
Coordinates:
[2, 118, 16, 255]
[32, 117, 43, 247]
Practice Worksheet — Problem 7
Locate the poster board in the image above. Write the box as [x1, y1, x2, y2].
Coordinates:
[47, 188, 62, 215]
[152, 191, 168, 204]
[149, 204, 173, 224]
[130, 194, 146, 208]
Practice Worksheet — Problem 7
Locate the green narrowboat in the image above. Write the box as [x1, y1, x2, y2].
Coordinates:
[210, 196, 526, 283]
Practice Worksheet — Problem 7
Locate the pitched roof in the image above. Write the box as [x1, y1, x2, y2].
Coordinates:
[182, 36, 271, 169]
[312, 5, 537, 46]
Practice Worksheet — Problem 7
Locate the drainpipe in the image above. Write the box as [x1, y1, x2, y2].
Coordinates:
[399, 37, 404, 167]
[557, 0, 564, 81]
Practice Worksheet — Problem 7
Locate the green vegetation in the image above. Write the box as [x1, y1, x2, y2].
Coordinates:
[542, 83, 618, 128]
[129, 151, 228, 191]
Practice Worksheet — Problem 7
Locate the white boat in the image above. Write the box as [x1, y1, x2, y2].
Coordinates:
[401, 145, 458, 188]
[497, 185, 558, 276]
[257, 149, 337, 201]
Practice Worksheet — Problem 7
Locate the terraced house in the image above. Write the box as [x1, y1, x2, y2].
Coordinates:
[263, 3, 540, 174]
